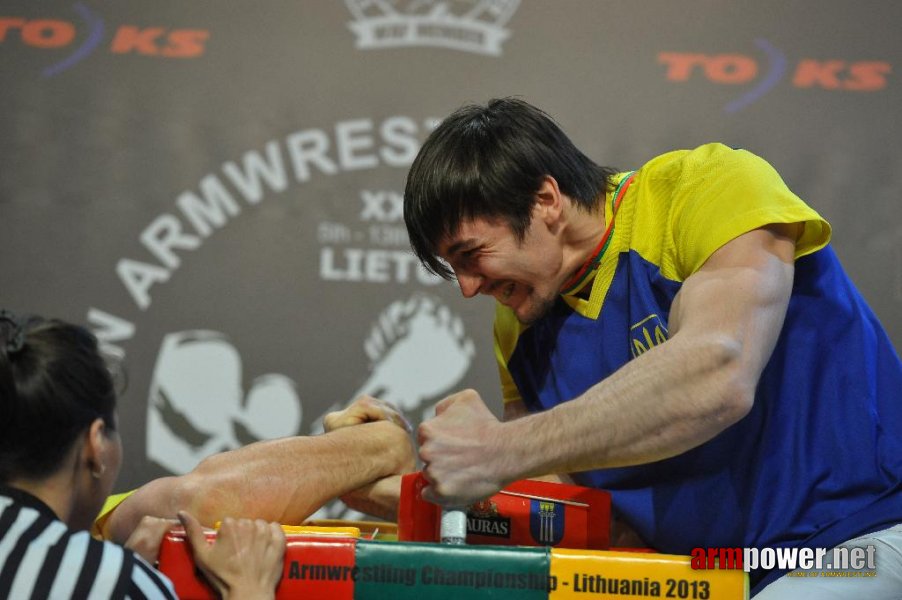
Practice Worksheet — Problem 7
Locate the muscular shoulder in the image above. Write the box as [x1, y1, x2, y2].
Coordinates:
[633, 143, 830, 279]
[637, 143, 774, 189]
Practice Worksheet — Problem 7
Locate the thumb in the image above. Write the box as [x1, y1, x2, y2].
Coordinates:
[178, 511, 228, 595]
[178, 511, 209, 559]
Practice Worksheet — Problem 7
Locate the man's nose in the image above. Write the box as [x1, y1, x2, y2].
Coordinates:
[456, 271, 483, 298]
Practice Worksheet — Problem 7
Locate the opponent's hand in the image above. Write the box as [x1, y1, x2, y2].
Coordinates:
[323, 395, 411, 433]
[417, 389, 510, 507]
[179, 511, 285, 600]
[123, 515, 178, 564]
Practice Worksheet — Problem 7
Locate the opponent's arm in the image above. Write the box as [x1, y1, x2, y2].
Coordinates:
[104, 410, 415, 543]
[322, 396, 414, 520]
[419, 224, 798, 505]
[334, 474, 404, 522]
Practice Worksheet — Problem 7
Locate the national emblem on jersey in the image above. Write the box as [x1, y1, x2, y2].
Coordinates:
[630, 313, 669, 358]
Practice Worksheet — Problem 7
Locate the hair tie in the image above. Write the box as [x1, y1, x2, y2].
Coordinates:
[0, 309, 27, 355]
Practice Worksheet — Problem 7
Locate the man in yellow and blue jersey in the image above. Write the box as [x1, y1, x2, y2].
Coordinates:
[403, 98, 902, 597]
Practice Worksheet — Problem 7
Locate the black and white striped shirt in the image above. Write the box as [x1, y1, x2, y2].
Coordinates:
[0, 486, 177, 599]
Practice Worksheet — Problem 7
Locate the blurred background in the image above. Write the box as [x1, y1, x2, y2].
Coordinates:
[1, 1, 899, 516]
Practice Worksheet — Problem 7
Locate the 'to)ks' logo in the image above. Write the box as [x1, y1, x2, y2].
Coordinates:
[658, 39, 892, 112]
[0, 2, 209, 78]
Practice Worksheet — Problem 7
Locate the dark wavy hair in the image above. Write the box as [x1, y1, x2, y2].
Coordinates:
[0, 311, 117, 483]
[404, 97, 617, 279]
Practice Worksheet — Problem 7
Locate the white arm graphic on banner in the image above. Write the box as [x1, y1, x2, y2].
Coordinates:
[309, 293, 475, 434]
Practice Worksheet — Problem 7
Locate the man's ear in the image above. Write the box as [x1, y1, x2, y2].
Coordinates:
[534, 175, 563, 225]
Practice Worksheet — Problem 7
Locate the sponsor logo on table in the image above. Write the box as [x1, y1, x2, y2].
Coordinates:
[467, 499, 512, 538]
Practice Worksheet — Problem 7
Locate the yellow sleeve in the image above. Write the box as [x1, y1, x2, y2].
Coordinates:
[493, 302, 527, 405]
[668, 143, 831, 279]
[91, 490, 136, 539]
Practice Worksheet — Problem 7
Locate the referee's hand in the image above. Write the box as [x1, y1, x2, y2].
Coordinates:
[123, 515, 178, 564]
[179, 511, 285, 600]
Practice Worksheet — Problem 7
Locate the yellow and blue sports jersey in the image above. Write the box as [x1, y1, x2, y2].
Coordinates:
[494, 143, 902, 592]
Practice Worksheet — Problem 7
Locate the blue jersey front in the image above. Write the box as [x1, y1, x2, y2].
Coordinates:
[507, 246, 902, 587]
[494, 146, 902, 591]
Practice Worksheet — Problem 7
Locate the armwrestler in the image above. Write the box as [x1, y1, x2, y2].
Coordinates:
[95, 396, 416, 543]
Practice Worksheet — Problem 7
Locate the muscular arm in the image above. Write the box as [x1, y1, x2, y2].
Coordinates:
[501, 401, 574, 484]
[104, 420, 414, 544]
[420, 224, 798, 504]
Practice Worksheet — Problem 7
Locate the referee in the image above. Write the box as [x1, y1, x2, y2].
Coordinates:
[0, 487, 176, 598]
[1, 310, 285, 599]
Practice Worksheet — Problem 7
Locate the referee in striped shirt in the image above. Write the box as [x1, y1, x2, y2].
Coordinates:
[0, 486, 176, 598]
[0, 311, 285, 599]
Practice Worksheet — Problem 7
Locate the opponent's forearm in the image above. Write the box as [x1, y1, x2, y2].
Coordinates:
[339, 474, 403, 522]
[190, 420, 413, 524]
[107, 421, 414, 541]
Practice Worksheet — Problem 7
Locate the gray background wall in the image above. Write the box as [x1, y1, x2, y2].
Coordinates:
[1, 1, 899, 514]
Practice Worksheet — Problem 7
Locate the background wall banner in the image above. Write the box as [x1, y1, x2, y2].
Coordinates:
[1, 1, 899, 517]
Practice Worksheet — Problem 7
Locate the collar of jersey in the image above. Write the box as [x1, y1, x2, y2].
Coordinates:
[562, 171, 636, 319]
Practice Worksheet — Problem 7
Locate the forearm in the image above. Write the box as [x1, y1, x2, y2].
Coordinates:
[505, 332, 749, 480]
[189, 421, 413, 524]
[339, 474, 403, 522]
[107, 421, 413, 541]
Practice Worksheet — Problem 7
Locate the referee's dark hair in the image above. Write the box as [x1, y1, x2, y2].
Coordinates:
[0, 311, 117, 483]
[404, 97, 617, 279]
